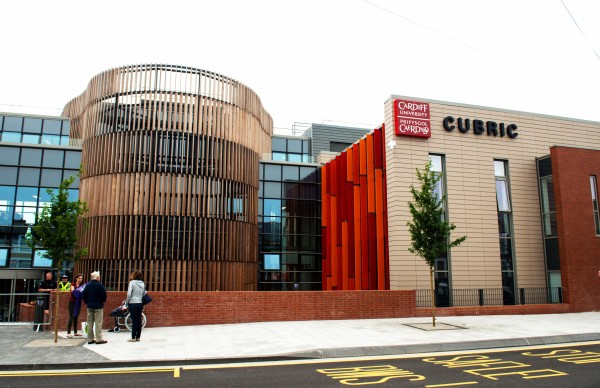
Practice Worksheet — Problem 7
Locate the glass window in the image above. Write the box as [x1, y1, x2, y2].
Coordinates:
[300, 167, 317, 182]
[16, 187, 38, 206]
[42, 119, 62, 135]
[0, 186, 16, 206]
[0, 167, 18, 185]
[429, 154, 443, 172]
[60, 136, 70, 146]
[0, 206, 14, 225]
[18, 168, 40, 186]
[41, 134, 61, 145]
[288, 139, 302, 153]
[21, 134, 40, 144]
[43, 149, 64, 168]
[498, 213, 511, 237]
[63, 171, 80, 188]
[23, 118, 42, 133]
[0, 146, 20, 165]
[264, 254, 281, 270]
[1, 132, 21, 143]
[67, 188, 79, 201]
[0, 248, 7, 266]
[282, 165, 299, 181]
[38, 188, 54, 207]
[264, 164, 281, 181]
[41, 169, 63, 187]
[494, 160, 506, 177]
[33, 249, 52, 267]
[264, 182, 281, 198]
[496, 180, 511, 211]
[20, 148, 43, 166]
[591, 176, 600, 235]
[272, 152, 286, 161]
[288, 154, 302, 163]
[263, 199, 282, 217]
[284, 182, 300, 199]
[61, 121, 70, 136]
[15, 207, 36, 225]
[3, 116, 23, 132]
[302, 140, 309, 154]
[272, 138, 287, 152]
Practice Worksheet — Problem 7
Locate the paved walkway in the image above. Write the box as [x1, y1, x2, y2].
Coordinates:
[1, 312, 600, 370]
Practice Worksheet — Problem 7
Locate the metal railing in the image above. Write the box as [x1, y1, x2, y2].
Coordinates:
[416, 287, 563, 308]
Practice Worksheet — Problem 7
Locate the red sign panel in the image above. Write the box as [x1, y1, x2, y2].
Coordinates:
[393, 99, 431, 138]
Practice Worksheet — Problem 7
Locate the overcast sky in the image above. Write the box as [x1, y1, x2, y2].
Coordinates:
[0, 0, 598, 131]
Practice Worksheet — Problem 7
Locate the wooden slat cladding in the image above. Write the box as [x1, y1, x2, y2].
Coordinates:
[321, 126, 389, 290]
[63, 64, 272, 291]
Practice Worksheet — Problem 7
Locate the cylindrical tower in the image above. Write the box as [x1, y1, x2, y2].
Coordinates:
[63, 64, 272, 291]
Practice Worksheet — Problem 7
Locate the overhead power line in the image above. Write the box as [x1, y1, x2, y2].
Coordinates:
[360, 0, 518, 67]
[561, 0, 600, 61]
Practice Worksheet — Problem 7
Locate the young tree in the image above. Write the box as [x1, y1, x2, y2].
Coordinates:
[407, 161, 466, 327]
[27, 174, 88, 343]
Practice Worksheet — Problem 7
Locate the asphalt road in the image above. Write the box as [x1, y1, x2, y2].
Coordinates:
[2, 342, 600, 387]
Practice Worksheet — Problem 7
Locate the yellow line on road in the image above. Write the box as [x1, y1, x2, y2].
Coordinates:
[0, 368, 174, 378]
[426, 382, 478, 387]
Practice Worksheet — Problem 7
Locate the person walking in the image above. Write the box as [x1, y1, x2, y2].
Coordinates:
[82, 271, 107, 345]
[125, 271, 145, 342]
[66, 274, 84, 338]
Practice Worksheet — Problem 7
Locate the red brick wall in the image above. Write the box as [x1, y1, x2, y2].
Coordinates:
[47, 289, 577, 330]
[51, 290, 417, 328]
[551, 146, 600, 311]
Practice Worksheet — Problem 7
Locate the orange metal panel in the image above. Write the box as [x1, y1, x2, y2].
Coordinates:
[330, 195, 338, 289]
[366, 134, 375, 213]
[375, 169, 385, 290]
[353, 185, 362, 290]
[359, 138, 367, 176]
[346, 147, 354, 183]
[352, 143, 360, 184]
[342, 221, 349, 290]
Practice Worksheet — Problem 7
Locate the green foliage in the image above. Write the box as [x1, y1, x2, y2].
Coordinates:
[26, 174, 89, 268]
[407, 161, 466, 268]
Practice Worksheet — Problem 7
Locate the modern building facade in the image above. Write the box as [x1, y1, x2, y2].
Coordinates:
[0, 113, 80, 319]
[62, 64, 273, 292]
[323, 96, 600, 311]
[2, 63, 600, 315]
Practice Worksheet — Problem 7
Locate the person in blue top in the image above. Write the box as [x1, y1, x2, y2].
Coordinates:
[124, 271, 145, 342]
[82, 271, 107, 344]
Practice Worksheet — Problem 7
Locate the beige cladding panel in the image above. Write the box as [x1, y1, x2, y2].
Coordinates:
[384, 96, 600, 290]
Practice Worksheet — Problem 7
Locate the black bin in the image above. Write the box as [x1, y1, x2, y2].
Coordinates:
[34, 296, 45, 331]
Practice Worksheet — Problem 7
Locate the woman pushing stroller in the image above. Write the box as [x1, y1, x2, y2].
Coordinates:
[124, 271, 145, 342]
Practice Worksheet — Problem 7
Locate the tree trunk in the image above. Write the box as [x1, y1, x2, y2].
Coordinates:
[53, 261, 62, 343]
[430, 267, 436, 327]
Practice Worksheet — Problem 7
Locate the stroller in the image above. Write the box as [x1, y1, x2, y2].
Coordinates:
[108, 300, 147, 332]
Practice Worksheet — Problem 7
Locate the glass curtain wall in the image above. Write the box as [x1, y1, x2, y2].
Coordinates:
[0, 145, 81, 269]
[258, 161, 321, 290]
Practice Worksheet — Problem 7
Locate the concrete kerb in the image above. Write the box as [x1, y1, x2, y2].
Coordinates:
[285, 332, 600, 359]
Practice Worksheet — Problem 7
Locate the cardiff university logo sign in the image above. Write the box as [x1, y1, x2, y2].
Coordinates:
[393, 99, 431, 139]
